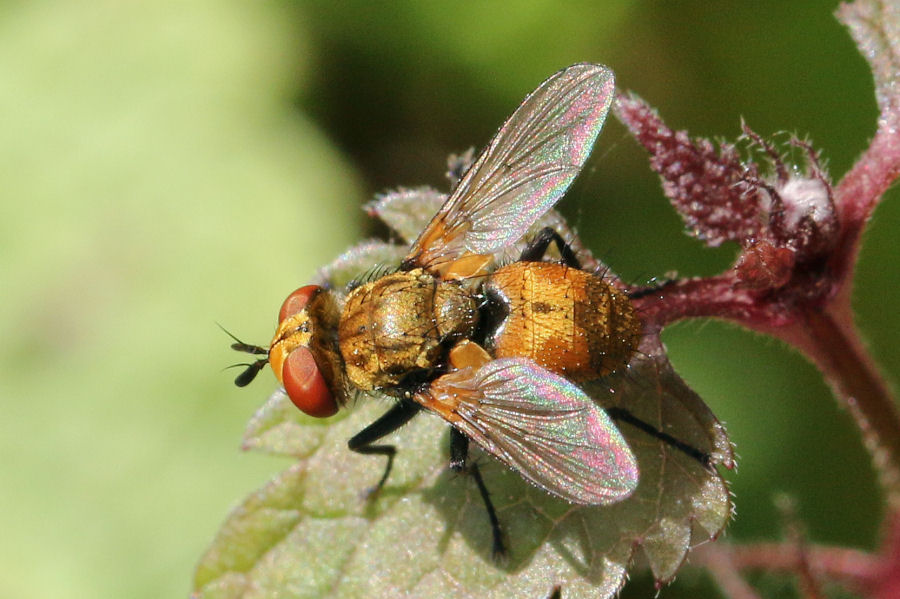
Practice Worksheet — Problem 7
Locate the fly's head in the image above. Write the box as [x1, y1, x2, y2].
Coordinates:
[231, 285, 342, 418]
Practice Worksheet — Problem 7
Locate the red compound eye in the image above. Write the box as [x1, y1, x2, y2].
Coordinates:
[282, 346, 337, 418]
[278, 285, 322, 324]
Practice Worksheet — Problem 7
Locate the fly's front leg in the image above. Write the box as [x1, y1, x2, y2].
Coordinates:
[348, 399, 421, 497]
[519, 226, 581, 268]
[450, 428, 506, 560]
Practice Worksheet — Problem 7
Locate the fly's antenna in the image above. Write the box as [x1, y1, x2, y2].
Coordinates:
[218, 322, 268, 355]
[218, 323, 269, 386]
[226, 360, 269, 387]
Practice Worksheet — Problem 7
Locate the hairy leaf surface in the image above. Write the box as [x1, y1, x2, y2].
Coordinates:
[196, 336, 731, 598]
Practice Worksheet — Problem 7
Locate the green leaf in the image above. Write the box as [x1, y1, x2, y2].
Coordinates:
[195, 331, 731, 598]
[198, 183, 733, 597]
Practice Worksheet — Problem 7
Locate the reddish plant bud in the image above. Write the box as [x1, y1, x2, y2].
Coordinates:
[734, 240, 795, 290]
[615, 94, 765, 247]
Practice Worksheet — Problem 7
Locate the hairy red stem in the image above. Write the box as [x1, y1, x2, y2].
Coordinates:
[768, 298, 900, 508]
[693, 541, 879, 594]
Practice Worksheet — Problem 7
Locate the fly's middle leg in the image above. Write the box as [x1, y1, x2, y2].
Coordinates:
[450, 427, 506, 560]
[519, 227, 581, 268]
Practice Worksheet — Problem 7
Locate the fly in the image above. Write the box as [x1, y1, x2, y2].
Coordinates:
[230, 63, 709, 559]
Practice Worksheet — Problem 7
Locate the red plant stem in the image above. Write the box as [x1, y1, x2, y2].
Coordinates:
[780, 504, 826, 599]
[766, 297, 900, 508]
[872, 510, 900, 599]
[631, 273, 765, 330]
[699, 547, 764, 599]
[830, 124, 900, 285]
[636, 272, 900, 506]
[697, 542, 880, 592]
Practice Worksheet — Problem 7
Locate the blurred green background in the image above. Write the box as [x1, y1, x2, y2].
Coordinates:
[2, 1, 896, 597]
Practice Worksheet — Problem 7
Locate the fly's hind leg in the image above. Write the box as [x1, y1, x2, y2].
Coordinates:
[519, 226, 581, 268]
[348, 399, 421, 497]
[450, 427, 506, 560]
[605, 407, 713, 469]
[626, 277, 678, 299]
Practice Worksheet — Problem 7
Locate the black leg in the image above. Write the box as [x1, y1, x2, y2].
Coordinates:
[519, 227, 581, 268]
[626, 277, 677, 299]
[348, 400, 421, 495]
[449, 426, 469, 471]
[605, 407, 713, 469]
[450, 428, 506, 560]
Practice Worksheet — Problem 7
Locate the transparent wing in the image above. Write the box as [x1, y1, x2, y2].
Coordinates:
[422, 357, 638, 505]
[407, 63, 615, 272]
[365, 187, 447, 244]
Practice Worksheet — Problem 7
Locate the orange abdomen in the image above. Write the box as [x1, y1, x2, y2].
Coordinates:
[484, 262, 640, 381]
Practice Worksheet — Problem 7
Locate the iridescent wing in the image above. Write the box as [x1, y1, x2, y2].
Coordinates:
[420, 357, 638, 505]
[406, 63, 615, 273]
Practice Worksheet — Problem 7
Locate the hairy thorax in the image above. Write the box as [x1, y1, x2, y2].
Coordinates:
[338, 268, 478, 391]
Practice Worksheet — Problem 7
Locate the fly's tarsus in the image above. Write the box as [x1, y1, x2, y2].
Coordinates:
[626, 277, 678, 300]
